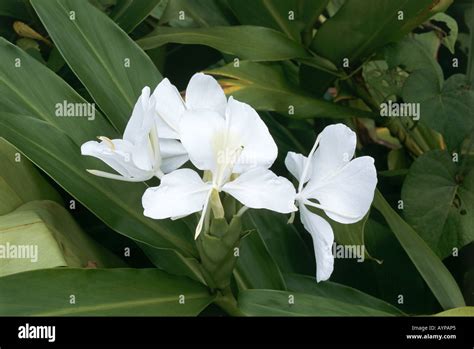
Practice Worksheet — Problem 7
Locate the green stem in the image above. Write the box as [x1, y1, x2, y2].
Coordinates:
[214, 287, 244, 316]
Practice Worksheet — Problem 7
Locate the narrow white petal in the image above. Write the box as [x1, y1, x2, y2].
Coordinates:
[81, 139, 151, 179]
[303, 156, 377, 224]
[142, 169, 211, 219]
[185, 73, 227, 115]
[225, 97, 277, 172]
[179, 109, 225, 173]
[222, 168, 297, 213]
[299, 205, 334, 282]
[159, 138, 189, 173]
[285, 151, 311, 183]
[152, 78, 186, 139]
[309, 123, 357, 185]
[86, 169, 150, 182]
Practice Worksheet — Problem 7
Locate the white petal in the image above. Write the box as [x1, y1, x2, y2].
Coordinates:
[310, 123, 357, 184]
[159, 138, 189, 173]
[86, 169, 149, 182]
[152, 78, 186, 139]
[222, 168, 297, 213]
[303, 157, 377, 224]
[81, 139, 152, 180]
[299, 205, 334, 282]
[285, 151, 311, 183]
[142, 169, 211, 219]
[225, 97, 277, 173]
[185, 73, 227, 115]
[179, 110, 225, 173]
[123, 87, 154, 143]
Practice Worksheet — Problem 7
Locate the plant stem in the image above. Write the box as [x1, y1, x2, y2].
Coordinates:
[214, 286, 244, 316]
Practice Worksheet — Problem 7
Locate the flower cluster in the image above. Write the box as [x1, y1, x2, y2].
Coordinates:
[81, 73, 377, 282]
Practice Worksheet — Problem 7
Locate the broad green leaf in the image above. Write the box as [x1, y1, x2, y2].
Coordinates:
[160, 0, 232, 27]
[403, 72, 474, 149]
[0, 268, 214, 316]
[435, 306, 474, 316]
[138, 25, 310, 61]
[0, 138, 61, 215]
[206, 61, 376, 119]
[0, 39, 197, 261]
[0, 200, 124, 277]
[301, 0, 440, 95]
[110, 0, 162, 32]
[227, 0, 329, 43]
[430, 13, 459, 54]
[239, 288, 403, 316]
[401, 150, 474, 258]
[362, 60, 408, 105]
[284, 273, 405, 315]
[244, 210, 313, 276]
[373, 190, 465, 310]
[31, 0, 162, 132]
[234, 230, 287, 290]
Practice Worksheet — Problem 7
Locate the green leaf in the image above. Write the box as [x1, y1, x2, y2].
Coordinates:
[227, 0, 329, 43]
[0, 138, 61, 215]
[401, 150, 474, 258]
[206, 61, 376, 119]
[239, 283, 404, 316]
[430, 13, 459, 54]
[0, 0, 31, 20]
[234, 230, 287, 290]
[434, 306, 474, 316]
[373, 190, 465, 310]
[160, 0, 232, 27]
[0, 268, 214, 315]
[302, 0, 439, 95]
[110, 0, 162, 32]
[138, 25, 310, 61]
[31, 0, 162, 132]
[244, 210, 314, 276]
[0, 39, 197, 260]
[403, 72, 474, 149]
[284, 273, 405, 315]
[0, 200, 124, 277]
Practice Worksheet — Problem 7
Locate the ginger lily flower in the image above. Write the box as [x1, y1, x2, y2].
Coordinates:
[142, 95, 297, 239]
[152, 72, 227, 140]
[81, 87, 187, 182]
[285, 124, 377, 282]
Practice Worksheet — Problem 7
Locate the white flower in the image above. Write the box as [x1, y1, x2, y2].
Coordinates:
[285, 124, 377, 282]
[151, 72, 228, 140]
[81, 87, 187, 182]
[142, 87, 297, 239]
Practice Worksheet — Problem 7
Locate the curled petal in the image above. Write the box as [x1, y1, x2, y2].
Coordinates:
[285, 151, 310, 183]
[299, 205, 334, 282]
[142, 169, 211, 220]
[123, 86, 155, 144]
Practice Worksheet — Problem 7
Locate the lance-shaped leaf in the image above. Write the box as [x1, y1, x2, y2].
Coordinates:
[110, 0, 162, 33]
[0, 268, 214, 316]
[31, 0, 162, 132]
[206, 61, 376, 119]
[137, 25, 310, 61]
[373, 190, 465, 310]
